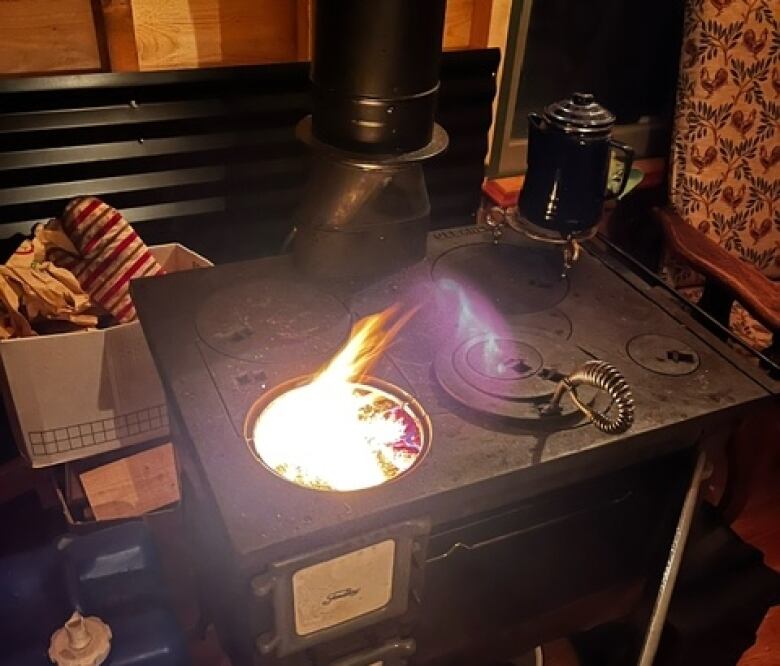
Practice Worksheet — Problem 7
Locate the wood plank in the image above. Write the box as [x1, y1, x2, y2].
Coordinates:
[131, 0, 298, 70]
[444, 0, 474, 49]
[468, 0, 493, 48]
[79, 442, 180, 520]
[656, 207, 780, 332]
[0, 0, 102, 75]
[738, 607, 780, 666]
[296, 0, 311, 61]
[99, 0, 141, 71]
[487, 0, 511, 49]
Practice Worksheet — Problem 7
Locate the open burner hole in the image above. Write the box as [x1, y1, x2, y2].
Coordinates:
[246, 377, 431, 492]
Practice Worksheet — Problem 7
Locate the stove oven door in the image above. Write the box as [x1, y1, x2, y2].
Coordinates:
[413, 450, 693, 664]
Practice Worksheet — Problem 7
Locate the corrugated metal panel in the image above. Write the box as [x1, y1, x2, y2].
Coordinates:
[0, 50, 499, 263]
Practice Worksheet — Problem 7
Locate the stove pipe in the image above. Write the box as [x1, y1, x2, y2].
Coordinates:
[311, 0, 446, 155]
[293, 0, 448, 280]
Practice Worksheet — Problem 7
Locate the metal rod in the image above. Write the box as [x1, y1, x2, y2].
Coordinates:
[636, 450, 708, 666]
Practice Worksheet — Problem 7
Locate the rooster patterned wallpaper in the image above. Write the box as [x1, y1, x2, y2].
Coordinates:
[670, 0, 779, 279]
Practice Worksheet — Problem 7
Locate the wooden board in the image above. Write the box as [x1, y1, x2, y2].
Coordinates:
[0, 0, 102, 75]
[657, 207, 780, 332]
[131, 0, 298, 70]
[100, 0, 140, 71]
[468, 0, 493, 48]
[130, 0, 490, 71]
[79, 442, 180, 520]
[443, 0, 475, 49]
[0, 0, 494, 75]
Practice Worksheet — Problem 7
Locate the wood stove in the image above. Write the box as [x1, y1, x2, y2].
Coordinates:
[129, 3, 776, 664]
[131, 225, 775, 665]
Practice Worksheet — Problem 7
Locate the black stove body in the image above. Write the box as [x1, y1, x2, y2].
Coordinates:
[132, 226, 774, 665]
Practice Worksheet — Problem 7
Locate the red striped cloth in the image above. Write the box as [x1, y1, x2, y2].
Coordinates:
[62, 197, 163, 323]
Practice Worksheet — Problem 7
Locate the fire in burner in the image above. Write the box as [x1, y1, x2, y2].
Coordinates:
[246, 306, 430, 491]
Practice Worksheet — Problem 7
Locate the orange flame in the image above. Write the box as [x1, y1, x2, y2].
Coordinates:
[252, 304, 423, 491]
[317, 303, 420, 386]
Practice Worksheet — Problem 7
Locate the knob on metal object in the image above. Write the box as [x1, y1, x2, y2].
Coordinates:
[49, 611, 112, 666]
[543, 360, 635, 434]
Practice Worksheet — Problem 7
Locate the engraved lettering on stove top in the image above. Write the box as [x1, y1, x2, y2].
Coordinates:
[432, 225, 488, 240]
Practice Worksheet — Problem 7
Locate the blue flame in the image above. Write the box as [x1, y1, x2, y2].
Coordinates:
[436, 277, 510, 371]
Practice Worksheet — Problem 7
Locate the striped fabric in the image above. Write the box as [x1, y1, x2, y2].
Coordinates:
[62, 197, 163, 323]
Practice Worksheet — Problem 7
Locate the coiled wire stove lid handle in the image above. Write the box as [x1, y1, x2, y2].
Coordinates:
[544, 360, 635, 434]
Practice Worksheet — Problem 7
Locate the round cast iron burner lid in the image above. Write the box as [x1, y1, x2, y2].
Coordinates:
[431, 243, 569, 315]
[196, 279, 351, 363]
[456, 338, 543, 399]
[627, 334, 700, 376]
[435, 332, 596, 421]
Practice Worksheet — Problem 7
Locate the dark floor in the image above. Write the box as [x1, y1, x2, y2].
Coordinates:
[732, 464, 780, 666]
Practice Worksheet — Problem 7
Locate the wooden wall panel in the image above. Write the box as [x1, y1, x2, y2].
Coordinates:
[0, 0, 102, 75]
[444, 0, 475, 49]
[130, 0, 491, 71]
[101, 0, 140, 71]
[0, 0, 495, 75]
[131, 0, 298, 71]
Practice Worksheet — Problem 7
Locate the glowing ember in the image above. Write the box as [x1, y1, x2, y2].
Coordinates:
[251, 306, 427, 491]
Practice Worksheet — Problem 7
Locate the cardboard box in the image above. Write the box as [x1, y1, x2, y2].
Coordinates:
[0, 244, 211, 467]
[54, 441, 181, 533]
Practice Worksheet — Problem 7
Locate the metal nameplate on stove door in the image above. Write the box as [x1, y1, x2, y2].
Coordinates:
[252, 519, 430, 657]
[293, 539, 395, 635]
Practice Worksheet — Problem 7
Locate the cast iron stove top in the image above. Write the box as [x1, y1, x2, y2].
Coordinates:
[131, 226, 771, 571]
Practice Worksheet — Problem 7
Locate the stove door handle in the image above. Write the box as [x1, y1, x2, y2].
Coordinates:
[330, 638, 416, 666]
[544, 360, 635, 435]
